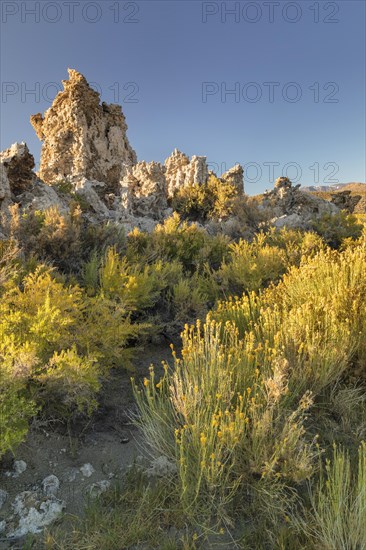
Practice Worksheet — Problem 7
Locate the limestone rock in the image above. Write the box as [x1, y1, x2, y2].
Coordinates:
[17, 180, 69, 213]
[42, 475, 60, 497]
[221, 164, 244, 193]
[164, 149, 190, 197]
[12, 460, 27, 478]
[0, 143, 35, 221]
[272, 213, 305, 229]
[0, 143, 35, 196]
[80, 463, 95, 478]
[88, 480, 110, 498]
[0, 158, 12, 215]
[184, 155, 208, 186]
[261, 177, 339, 229]
[330, 190, 361, 213]
[146, 456, 177, 478]
[165, 150, 208, 197]
[30, 69, 137, 193]
[8, 490, 65, 538]
[121, 161, 168, 219]
[73, 178, 110, 218]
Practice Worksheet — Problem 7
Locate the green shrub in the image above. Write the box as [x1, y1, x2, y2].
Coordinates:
[0, 261, 143, 457]
[295, 444, 366, 549]
[37, 346, 100, 416]
[133, 318, 316, 524]
[0, 367, 38, 457]
[172, 174, 239, 222]
[7, 204, 126, 275]
[262, 227, 327, 267]
[127, 213, 230, 273]
[216, 232, 287, 295]
[310, 211, 363, 248]
[133, 236, 366, 529]
[169, 276, 208, 325]
[99, 247, 162, 312]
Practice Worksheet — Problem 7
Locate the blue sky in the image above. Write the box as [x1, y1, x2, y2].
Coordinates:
[1, 0, 365, 194]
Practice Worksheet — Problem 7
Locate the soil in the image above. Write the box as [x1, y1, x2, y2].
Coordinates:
[0, 342, 176, 549]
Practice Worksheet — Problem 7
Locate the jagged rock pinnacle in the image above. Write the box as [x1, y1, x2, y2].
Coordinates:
[30, 68, 137, 193]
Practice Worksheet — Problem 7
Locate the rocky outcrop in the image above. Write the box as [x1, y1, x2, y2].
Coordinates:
[0, 159, 12, 216]
[0, 143, 35, 205]
[0, 143, 68, 227]
[221, 164, 244, 192]
[121, 161, 168, 219]
[30, 69, 137, 193]
[261, 177, 339, 229]
[164, 149, 190, 197]
[1, 70, 351, 239]
[330, 190, 361, 213]
[73, 178, 110, 218]
[164, 149, 208, 197]
[184, 155, 208, 187]
[17, 181, 69, 214]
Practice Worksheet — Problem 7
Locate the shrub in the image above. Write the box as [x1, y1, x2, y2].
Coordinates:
[127, 213, 230, 273]
[262, 227, 327, 267]
[215, 241, 366, 388]
[7, 204, 126, 275]
[0, 239, 19, 286]
[216, 233, 287, 295]
[0, 261, 143, 457]
[0, 367, 38, 457]
[133, 319, 316, 524]
[78, 294, 142, 371]
[296, 443, 366, 549]
[99, 247, 162, 312]
[169, 276, 208, 325]
[133, 236, 366, 529]
[37, 347, 100, 416]
[172, 174, 239, 222]
[310, 211, 363, 248]
[9, 204, 83, 272]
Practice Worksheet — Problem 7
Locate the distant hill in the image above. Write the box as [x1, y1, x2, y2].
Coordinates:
[302, 182, 366, 193]
[302, 183, 366, 214]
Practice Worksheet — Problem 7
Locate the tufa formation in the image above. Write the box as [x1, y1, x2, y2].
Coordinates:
[30, 69, 137, 193]
[1, 68, 361, 236]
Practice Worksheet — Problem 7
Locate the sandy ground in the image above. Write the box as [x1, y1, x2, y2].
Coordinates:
[0, 342, 175, 549]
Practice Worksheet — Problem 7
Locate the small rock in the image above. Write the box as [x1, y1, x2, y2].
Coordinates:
[42, 475, 60, 497]
[146, 456, 177, 478]
[0, 489, 8, 510]
[80, 463, 95, 478]
[13, 460, 27, 477]
[62, 468, 79, 483]
[9, 494, 65, 538]
[0, 520, 6, 533]
[88, 480, 111, 498]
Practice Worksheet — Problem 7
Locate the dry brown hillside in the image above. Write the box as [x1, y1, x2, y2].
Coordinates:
[310, 183, 366, 213]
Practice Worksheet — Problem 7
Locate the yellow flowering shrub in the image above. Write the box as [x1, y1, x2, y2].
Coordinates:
[0, 261, 143, 457]
[133, 235, 366, 526]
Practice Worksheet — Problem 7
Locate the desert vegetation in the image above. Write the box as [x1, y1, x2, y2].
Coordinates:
[1, 193, 366, 548]
[1, 68, 365, 548]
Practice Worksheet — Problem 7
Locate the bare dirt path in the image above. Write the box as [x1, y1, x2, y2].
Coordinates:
[0, 342, 175, 549]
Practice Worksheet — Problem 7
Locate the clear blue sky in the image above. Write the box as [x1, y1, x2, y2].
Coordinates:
[1, 0, 365, 194]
